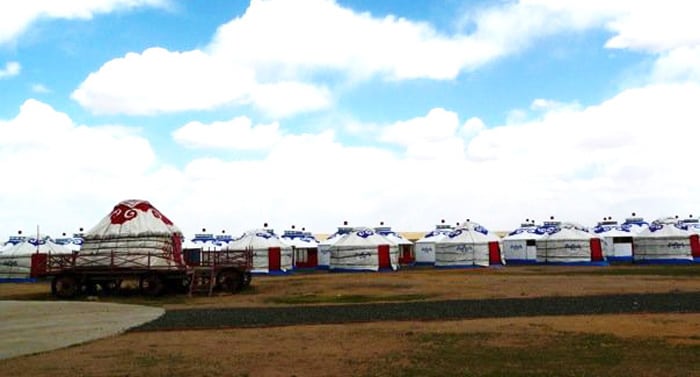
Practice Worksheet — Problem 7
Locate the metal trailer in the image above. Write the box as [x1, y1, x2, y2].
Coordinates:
[30, 248, 253, 299]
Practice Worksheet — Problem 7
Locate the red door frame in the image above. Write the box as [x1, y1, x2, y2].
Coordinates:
[268, 247, 281, 271]
[378, 245, 391, 269]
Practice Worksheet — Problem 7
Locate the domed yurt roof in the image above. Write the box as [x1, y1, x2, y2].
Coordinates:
[281, 226, 319, 248]
[330, 227, 392, 248]
[416, 219, 454, 243]
[504, 219, 542, 240]
[592, 217, 634, 238]
[85, 199, 181, 239]
[637, 217, 690, 237]
[374, 222, 412, 246]
[439, 220, 500, 244]
[226, 227, 291, 251]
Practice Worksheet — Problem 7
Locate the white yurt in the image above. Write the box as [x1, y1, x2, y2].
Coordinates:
[434, 220, 504, 268]
[502, 219, 541, 264]
[374, 222, 414, 266]
[535, 221, 606, 265]
[281, 226, 320, 269]
[225, 226, 293, 274]
[634, 217, 697, 263]
[414, 220, 453, 266]
[1, 235, 72, 281]
[317, 223, 353, 270]
[591, 217, 635, 262]
[328, 227, 399, 272]
[78, 199, 184, 269]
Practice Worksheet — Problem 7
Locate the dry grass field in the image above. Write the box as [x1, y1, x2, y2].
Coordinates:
[1, 265, 699, 376]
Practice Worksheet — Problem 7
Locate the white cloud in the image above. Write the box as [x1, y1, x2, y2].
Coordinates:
[72, 48, 257, 115]
[71, 0, 700, 118]
[173, 116, 282, 151]
[380, 108, 466, 160]
[0, 61, 20, 79]
[0, 0, 168, 46]
[0, 99, 170, 234]
[650, 46, 700, 84]
[30, 83, 51, 93]
[5, 81, 700, 237]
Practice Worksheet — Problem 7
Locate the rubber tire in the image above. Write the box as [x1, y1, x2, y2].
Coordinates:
[140, 274, 165, 297]
[218, 270, 243, 293]
[242, 272, 252, 288]
[99, 280, 121, 295]
[52, 275, 80, 299]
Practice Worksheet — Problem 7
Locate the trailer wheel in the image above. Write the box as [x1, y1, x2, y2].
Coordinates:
[52, 275, 79, 299]
[242, 272, 252, 288]
[218, 269, 243, 293]
[140, 274, 165, 296]
[99, 280, 121, 295]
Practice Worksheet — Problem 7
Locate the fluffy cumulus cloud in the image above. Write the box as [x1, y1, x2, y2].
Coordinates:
[4, 80, 700, 237]
[172, 116, 282, 151]
[0, 99, 172, 234]
[0, 61, 20, 79]
[0, 0, 168, 46]
[71, 0, 700, 118]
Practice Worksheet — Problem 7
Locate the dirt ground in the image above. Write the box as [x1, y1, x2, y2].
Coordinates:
[0, 265, 698, 376]
[1, 314, 698, 377]
[2, 265, 697, 309]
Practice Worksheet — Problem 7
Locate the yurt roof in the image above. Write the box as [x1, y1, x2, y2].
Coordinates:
[637, 218, 690, 237]
[592, 221, 635, 238]
[281, 229, 319, 247]
[318, 225, 354, 246]
[437, 222, 500, 244]
[374, 225, 413, 245]
[85, 199, 181, 239]
[504, 222, 543, 240]
[3, 235, 26, 247]
[330, 227, 393, 248]
[536, 221, 595, 240]
[226, 229, 290, 250]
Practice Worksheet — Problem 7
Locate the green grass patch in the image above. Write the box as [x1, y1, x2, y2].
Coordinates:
[506, 265, 700, 277]
[265, 293, 432, 305]
[364, 331, 700, 377]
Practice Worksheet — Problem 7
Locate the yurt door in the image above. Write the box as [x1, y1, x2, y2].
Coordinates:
[378, 245, 391, 269]
[590, 239, 604, 261]
[690, 235, 700, 258]
[488, 242, 502, 265]
[268, 247, 281, 271]
[308, 249, 318, 267]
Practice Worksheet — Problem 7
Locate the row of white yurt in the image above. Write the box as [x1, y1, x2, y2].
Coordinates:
[414, 220, 453, 265]
[0, 234, 72, 281]
[435, 220, 504, 268]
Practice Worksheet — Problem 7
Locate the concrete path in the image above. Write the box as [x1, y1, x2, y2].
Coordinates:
[0, 301, 164, 360]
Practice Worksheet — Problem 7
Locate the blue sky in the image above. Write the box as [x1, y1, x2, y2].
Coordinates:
[1, 0, 700, 237]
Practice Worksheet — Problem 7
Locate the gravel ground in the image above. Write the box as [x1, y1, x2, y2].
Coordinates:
[134, 291, 700, 331]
